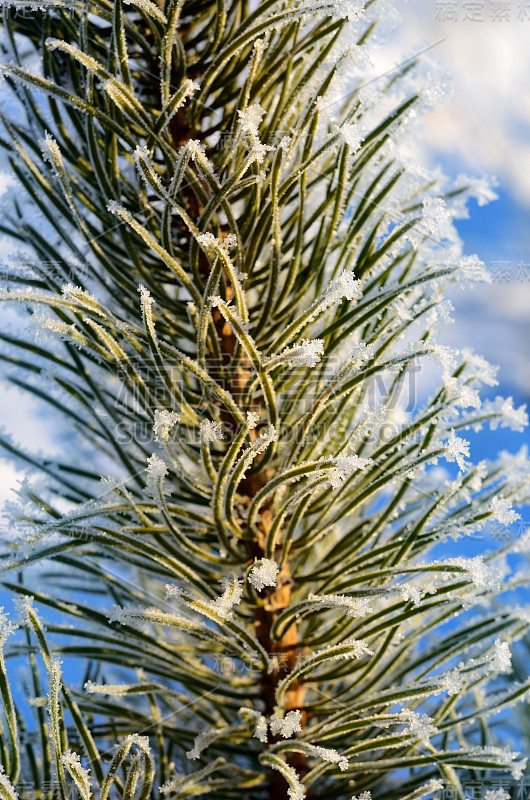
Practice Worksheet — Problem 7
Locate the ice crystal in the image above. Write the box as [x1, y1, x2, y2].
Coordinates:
[323, 270, 362, 307]
[489, 639, 512, 674]
[484, 790, 510, 800]
[400, 584, 423, 607]
[424, 781, 445, 796]
[254, 425, 278, 453]
[237, 104, 273, 163]
[302, 0, 365, 21]
[482, 397, 528, 432]
[431, 344, 459, 376]
[421, 197, 454, 240]
[239, 707, 269, 742]
[457, 173, 499, 207]
[237, 104, 265, 137]
[398, 708, 438, 745]
[438, 667, 464, 696]
[254, 714, 268, 743]
[246, 411, 261, 429]
[0, 769, 18, 800]
[450, 556, 499, 591]
[337, 122, 363, 152]
[461, 348, 499, 386]
[490, 496, 520, 526]
[444, 430, 470, 471]
[282, 338, 325, 368]
[62, 284, 102, 314]
[208, 576, 243, 620]
[470, 746, 526, 780]
[455, 254, 491, 286]
[0, 607, 18, 646]
[306, 744, 349, 771]
[349, 341, 376, 364]
[107, 603, 149, 628]
[185, 140, 214, 173]
[287, 771, 305, 800]
[153, 409, 180, 442]
[84, 680, 137, 695]
[196, 232, 226, 252]
[145, 453, 168, 496]
[307, 593, 372, 617]
[251, 140, 274, 164]
[248, 558, 279, 592]
[199, 419, 224, 443]
[421, 70, 454, 108]
[328, 454, 372, 488]
[444, 376, 481, 411]
[270, 709, 303, 738]
[338, 639, 374, 658]
[186, 729, 217, 760]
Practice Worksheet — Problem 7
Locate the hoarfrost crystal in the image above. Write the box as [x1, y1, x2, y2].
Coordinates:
[439, 667, 463, 696]
[307, 593, 372, 617]
[398, 708, 438, 745]
[199, 419, 224, 443]
[484, 790, 510, 800]
[283, 338, 325, 368]
[153, 409, 180, 442]
[306, 744, 349, 771]
[208, 576, 243, 620]
[489, 639, 512, 674]
[146, 453, 168, 496]
[246, 411, 261, 429]
[237, 104, 265, 137]
[323, 270, 362, 308]
[302, 0, 365, 21]
[444, 430, 470, 471]
[421, 197, 453, 239]
[337, 122, 363, 152]
[490, 496, 520, 526]
[270, 710, 303, 738]
[328, 454, 372, 488]
[249, 558, 279, 591]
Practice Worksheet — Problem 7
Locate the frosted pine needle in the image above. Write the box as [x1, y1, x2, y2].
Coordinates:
[0, 2, 529, 799]
[208, 576, 244, 620]
[306, 744, 349, 771]
[307, 593, 372, 617]
[60, 750, 92, 800]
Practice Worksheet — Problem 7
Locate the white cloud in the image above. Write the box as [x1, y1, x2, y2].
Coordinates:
[443, 283, 530, 395]
[367, 5, 530, 398]
[379, 3, 530, 206]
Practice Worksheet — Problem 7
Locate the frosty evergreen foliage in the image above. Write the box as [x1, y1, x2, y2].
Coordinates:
[0, 1, 528, 799]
